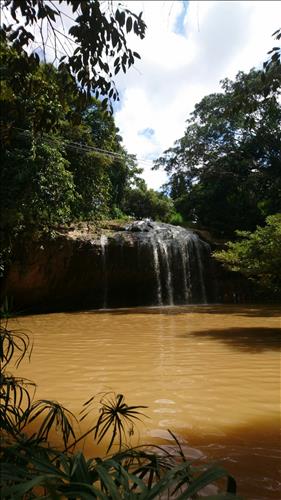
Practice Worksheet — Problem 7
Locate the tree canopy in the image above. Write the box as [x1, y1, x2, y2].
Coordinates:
[154, 66, 281, 237]
[121, 183, 179, 223]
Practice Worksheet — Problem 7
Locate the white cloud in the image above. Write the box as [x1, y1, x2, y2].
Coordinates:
[114, 0, 281, 190]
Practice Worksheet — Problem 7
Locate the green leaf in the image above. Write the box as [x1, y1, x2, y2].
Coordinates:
[126, 16, 133, 33]
[116, 10, 125, 27]
[178, 466, 236, 499]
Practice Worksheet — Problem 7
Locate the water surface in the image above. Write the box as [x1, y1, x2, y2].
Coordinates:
[14, 305, 281, 499]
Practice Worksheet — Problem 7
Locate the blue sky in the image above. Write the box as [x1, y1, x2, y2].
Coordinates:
[139, 128, 155, 139]
[174, 1, 189, 36]
[114, 1, 281, 190]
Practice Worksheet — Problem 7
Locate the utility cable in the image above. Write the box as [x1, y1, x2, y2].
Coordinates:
[12, 127, 157, 166]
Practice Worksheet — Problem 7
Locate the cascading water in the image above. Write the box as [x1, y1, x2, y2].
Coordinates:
[100, 234, 108, 308]
[178, 238, 190, 303]
[191, 233, 208, 304]
[157, 238, 174, 305]
[84, 221, 211, 309]
[151, 237, 163, 306]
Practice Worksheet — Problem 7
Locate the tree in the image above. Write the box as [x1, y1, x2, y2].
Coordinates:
[0, 38, 71, 137]
[122, 184, 177, 222]
[213, 214, 281, 294]
[155, 67, 281, 237]
[1, 134, 76, 229]
[1, 0, 146, 111]
[80, 106, 142, 214]
[0, 39, 79, 231]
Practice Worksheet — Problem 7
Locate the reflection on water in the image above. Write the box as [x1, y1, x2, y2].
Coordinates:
[13, 305, 281, 499]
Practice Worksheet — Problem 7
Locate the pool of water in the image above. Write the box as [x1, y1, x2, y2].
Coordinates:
[13, 304, 281, 499]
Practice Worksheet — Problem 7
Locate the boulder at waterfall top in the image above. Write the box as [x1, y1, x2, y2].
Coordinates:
[125, 219, 155, 232]
[1, 221, 253, 313]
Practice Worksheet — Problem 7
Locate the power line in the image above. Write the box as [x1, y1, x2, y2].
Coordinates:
[13, 127, 157, 166]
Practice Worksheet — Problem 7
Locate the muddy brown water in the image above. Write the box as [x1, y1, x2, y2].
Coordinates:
[12, 305, 281, 499]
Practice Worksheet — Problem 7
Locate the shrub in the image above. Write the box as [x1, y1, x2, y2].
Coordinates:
[214, 214, 281, 293]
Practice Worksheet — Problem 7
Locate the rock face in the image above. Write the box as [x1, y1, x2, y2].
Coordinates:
[1, 221, 254, 313]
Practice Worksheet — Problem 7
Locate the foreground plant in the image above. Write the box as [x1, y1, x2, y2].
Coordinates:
[0, 314, 242, 499]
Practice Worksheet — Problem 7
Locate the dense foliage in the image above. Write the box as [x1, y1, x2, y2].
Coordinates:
[0, 36, 143, 229]
[0, 315, 240, 499]
[154, 65, 281, 237]
[214, 214, 281, 293]
[122, 183, 180, 223]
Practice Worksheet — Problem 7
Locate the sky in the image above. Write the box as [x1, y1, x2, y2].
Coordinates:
[112, 0, 281, 190]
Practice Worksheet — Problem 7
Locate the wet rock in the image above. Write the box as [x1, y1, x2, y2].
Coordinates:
[125, 219, 155, 232]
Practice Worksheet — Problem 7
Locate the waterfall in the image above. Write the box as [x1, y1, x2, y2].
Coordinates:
[178, 238, 190, 303]
[157, 238, 174, 306]
[98, 220, 212, 307]
[151, 237, 163, 306]
[189, 234, 208, 304]
[7, 219, 223, 312]
[100, 234, 108, 308]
